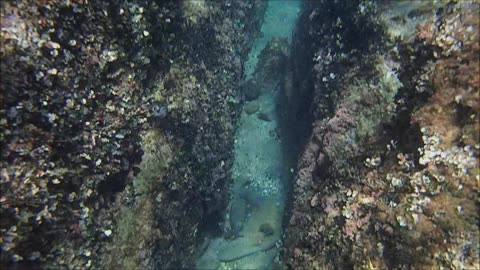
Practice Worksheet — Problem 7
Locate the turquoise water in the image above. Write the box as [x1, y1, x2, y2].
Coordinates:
[244, 1, 301, 79]
[195, 1, 301, 269]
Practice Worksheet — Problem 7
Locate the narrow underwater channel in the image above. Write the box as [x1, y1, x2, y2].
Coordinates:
[3, 0, 478, 269]
[195, 1, 301, 269]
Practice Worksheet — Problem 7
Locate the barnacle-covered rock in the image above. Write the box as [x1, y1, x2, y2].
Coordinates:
[0, 0, 267, 269]
[283, 1, 479, 270]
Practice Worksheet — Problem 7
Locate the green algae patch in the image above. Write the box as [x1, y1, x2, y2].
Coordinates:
[343, 56, 402, 141]
[182, 0, 211, 26]
[100, 129, 174, 269]
[133, 129, 173, 195]
[319, 54, 403, 170]
[102, 197, 160, 270]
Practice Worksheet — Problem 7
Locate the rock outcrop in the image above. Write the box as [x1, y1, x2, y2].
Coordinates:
[0, 1, 267, 268]
[282, 1, 479, 269]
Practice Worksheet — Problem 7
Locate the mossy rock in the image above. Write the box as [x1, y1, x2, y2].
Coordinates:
[102, 197, 160, 269]
[182, 0, 210, 25]
[244, 101, 259, 115]
[253, 38, 289, 93]
[133, 129, 173, 195]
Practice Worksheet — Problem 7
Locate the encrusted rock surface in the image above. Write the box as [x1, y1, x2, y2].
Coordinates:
[282, 1, 479, 269]
[0, 0, 266, 268]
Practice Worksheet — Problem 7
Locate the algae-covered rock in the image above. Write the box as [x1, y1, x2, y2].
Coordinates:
[253, 38, 289, 93]
[0, 0, 267, 268]
[182, 0, 210, 26]
[243, 79, 261, 101]
[133, 130, 173, 195]
[283, 1, 480, 270]
[244, 101, 259, 115]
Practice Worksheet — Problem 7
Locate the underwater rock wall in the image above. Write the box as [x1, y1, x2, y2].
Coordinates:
[284, 0, 479, 269]
[0, 0, 266, 268]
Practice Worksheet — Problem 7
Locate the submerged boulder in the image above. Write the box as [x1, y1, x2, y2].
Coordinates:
[242, 79, 261, 101]
[244, 101, 259, 115]
[253, 38, 289, 93]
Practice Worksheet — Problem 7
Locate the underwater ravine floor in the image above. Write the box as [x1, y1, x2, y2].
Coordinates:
[195, 1, 300, 269]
